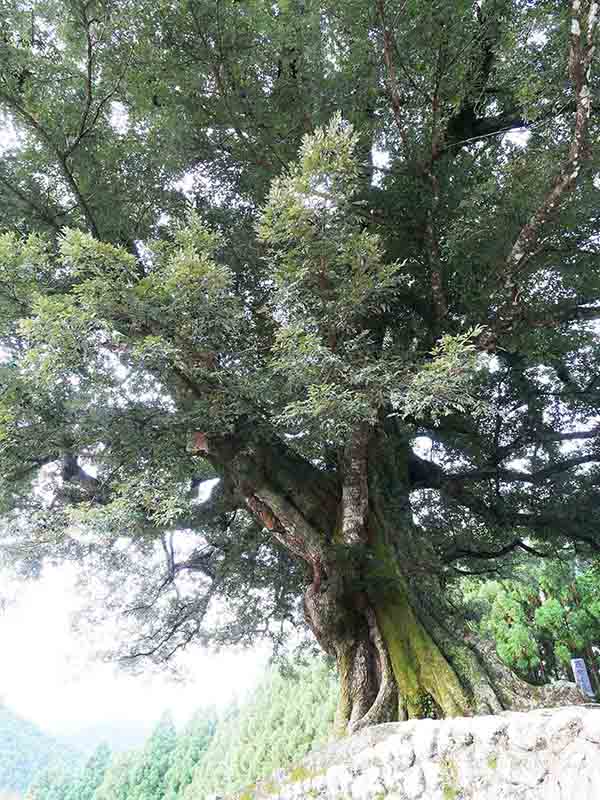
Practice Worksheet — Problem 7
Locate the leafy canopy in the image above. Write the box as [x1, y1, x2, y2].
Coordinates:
[0, 0, 599, 668]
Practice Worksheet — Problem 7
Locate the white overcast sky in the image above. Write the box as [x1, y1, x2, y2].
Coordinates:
[0, 565, 267, 738]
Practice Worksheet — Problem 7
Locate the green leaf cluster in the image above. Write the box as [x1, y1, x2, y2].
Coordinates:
[465, 559, 600, 693]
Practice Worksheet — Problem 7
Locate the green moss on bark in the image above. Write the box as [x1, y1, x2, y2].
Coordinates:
[369, 536, 471, 719]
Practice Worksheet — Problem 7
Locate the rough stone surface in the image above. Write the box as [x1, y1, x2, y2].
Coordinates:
[218, 705, 600, 800]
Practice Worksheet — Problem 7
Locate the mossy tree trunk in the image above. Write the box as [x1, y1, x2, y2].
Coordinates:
[215, 420, 583, 735]
[301, 431, 536, 734]
[328, 423, 582, 732]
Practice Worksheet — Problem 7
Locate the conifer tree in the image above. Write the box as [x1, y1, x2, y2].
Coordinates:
[163, 710, 216, 800]
[127, 713, 177, 800]
[467, 560, 600, 693]
[1, 0, 599, 732]
[64, 744, 111, 800]
[29, 745, 110, 800]
[185, 661, 337, 797]
[93, 752, 137, 800]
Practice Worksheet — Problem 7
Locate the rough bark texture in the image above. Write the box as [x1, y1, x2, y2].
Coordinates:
[209, 418, 584, 735]
[302, 420, 583, 733]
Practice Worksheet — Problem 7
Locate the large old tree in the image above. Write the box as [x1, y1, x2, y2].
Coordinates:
[1, 0, 599, 732]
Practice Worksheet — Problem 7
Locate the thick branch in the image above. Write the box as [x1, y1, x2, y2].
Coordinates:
[447, 454, 599, 485]
[341, 424, 370, 545]
[195, 425, 338, 565]
[443, 538, 553, 563]
[515, 511, 600, 552]
[513, 302, 600, 331]
[60, 451, 104, 502]
[246, 493, 313, 562]
[443, 98, 598, 152]
[410, 446, 599, 489]
[430, 470, 600, 553]
[533, 426, 600, 444]
[376, 0, 411, 151]
[499, 0, 598, 307]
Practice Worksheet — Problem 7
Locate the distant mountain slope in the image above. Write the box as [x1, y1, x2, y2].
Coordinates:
[0, 703, 81, 796]
[25, 659, 338, 800]
[57, 720, 152, 756]
[183, 660, 338, 798]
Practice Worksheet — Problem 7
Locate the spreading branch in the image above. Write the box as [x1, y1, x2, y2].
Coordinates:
[443, 537, 553, 564]
[341, 424, 370, 545]
[409, 446, 600, 491]
[446, 454, 599, 485]
[376, 0, 411, 151]
[499, 0, 598, 310]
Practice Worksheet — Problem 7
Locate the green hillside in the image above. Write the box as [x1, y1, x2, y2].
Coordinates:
[0, 704, 81, 797]
[26, 660, 337, 800]
[183, 659, 338, 798]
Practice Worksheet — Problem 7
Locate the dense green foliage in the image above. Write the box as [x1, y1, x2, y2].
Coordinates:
[183, 659, 337, 797]
[1, 0, 599, 728]
[0, 703, 81, 797]
[466, 559, 600, 692]
[26, 661, 337, 800]
[163, 713, 216, 800]
[126, 713, 177, 800]
[27, 744, 111, 800]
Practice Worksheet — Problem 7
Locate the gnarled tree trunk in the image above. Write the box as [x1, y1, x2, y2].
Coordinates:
[321, 422, 584, 732]
[209, 419, 584, 735]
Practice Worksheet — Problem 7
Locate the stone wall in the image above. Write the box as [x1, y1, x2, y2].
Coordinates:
[213, 705, 600, 800]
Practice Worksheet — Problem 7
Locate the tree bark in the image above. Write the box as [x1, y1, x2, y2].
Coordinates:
[301, 421, 584, 733]
[214, 420, 585, 735]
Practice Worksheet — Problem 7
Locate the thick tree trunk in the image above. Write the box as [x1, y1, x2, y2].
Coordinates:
[304, 523, 585, 734]
[302, 525, 547, 734]
[214, 419, 584, 735]
[301, 422, 585, 734]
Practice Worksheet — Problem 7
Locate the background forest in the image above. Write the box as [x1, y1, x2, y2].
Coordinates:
[2, 560, 599, 800]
